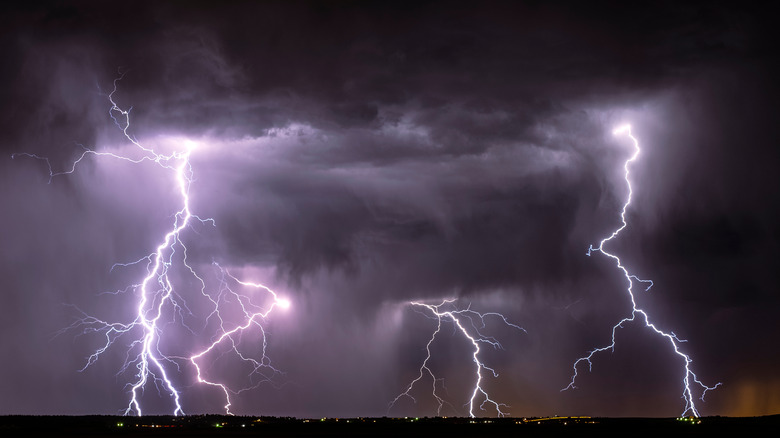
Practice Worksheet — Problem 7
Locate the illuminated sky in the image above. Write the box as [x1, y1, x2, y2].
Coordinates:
[0, 1, 777, 417]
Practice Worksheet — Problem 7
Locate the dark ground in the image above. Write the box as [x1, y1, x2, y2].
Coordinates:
[1, 415, 777, 437]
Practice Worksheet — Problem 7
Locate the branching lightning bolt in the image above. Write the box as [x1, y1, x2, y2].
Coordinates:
[15, 75, 289, 416]
[188, 262, 290, 415]
[390, 299, 525, 418]
[562, 124, 721, 417]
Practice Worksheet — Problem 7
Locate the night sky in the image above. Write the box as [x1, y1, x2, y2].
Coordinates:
[1, 0, 778, 418]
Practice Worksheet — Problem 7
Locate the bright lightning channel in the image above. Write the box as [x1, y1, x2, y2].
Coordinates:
[562, 124, 721, 417]
[188, 263, 289, 415]
[390, 299, 525, 418]
[15, 76, 289, 416]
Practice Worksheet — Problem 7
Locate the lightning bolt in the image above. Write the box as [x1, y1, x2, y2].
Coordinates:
[15, 75, 289, 416]
[188, 262, 290, 415]
[563, 124, 721, 417]
[390, 299, 525, 418]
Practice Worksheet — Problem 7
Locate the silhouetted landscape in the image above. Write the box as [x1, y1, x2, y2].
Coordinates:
[1, 415, 777, 437]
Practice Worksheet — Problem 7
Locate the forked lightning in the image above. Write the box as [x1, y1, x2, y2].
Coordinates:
[390, 299, 524, 417]
[563, 124, 720, 417]
[15, 76, 288, 416]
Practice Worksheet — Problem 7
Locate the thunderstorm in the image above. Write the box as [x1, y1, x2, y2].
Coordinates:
[3, 1, 777, 420]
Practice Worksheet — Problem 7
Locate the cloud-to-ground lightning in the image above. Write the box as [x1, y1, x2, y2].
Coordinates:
[188, 262, 290, 415]
[563, 124, 721, 417]
[390, 299, 525, 418]
[14, 76, 289, 416]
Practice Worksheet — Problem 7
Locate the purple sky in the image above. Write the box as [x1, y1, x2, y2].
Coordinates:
[1, 1, 778, 417]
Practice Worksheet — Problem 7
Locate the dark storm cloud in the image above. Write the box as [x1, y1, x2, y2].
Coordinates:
[1, 0, 777, 417]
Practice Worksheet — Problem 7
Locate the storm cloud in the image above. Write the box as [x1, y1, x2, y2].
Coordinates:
[1, 1, 778, 417]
